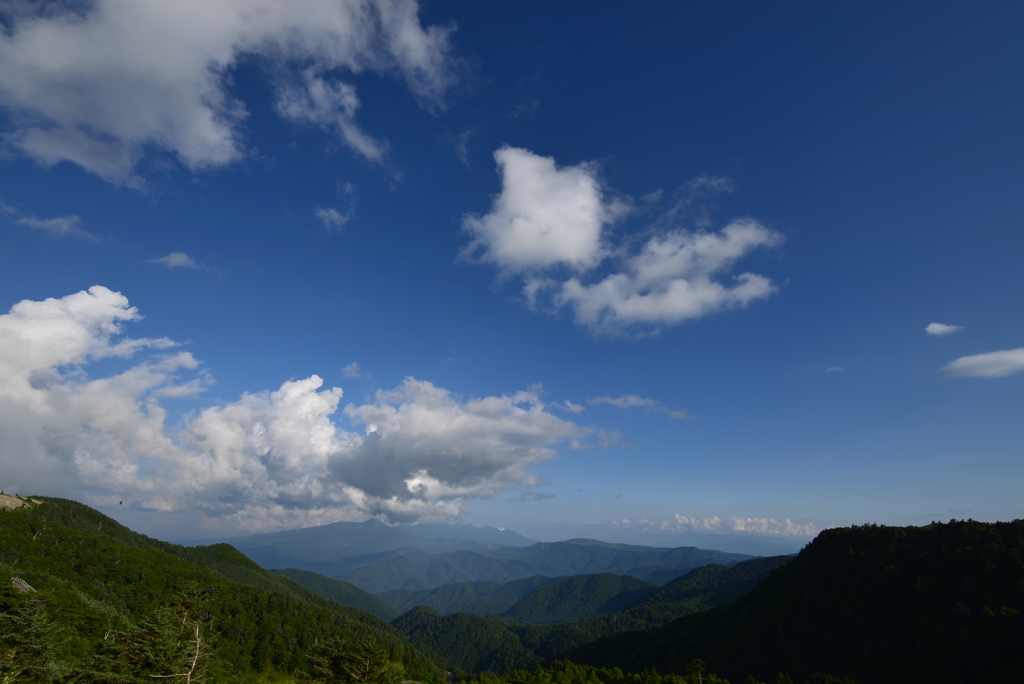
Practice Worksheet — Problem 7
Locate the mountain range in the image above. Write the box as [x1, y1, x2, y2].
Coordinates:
[184, 519, 751, 593]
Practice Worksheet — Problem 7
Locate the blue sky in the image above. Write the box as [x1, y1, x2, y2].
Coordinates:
[1, 1, 1021, 554]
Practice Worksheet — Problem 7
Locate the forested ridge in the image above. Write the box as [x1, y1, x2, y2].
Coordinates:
[0, 496, 442, 682]
[4, 496, 1022, 684]
[388, 556, 792, 675]
[563, 520, 1024, 684]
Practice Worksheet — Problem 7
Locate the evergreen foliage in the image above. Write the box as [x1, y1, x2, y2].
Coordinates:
[562, 520, 1024, 683]
[272, 569, 400, 622]
[378, 575, 561, 617]
[388, 557, 791, 676]
[501, 574, 657, 625]
[0, 498, 443, 683]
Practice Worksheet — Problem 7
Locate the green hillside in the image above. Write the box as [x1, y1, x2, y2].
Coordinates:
[0, 496, 442, 683]
[272, 567, 400, 621]
[389, 557, 791, 675]
[379, 575, 562, 616]
[501, 574, 657, 624]
[562, 520, 1024, 683]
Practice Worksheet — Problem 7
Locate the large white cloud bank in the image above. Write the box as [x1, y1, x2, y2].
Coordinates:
[0, 0, 457, 184]
[462, 147, 783, 334]
[0, 287, 586, 529]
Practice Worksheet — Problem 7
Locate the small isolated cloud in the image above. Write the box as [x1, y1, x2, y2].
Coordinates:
[315, 207, 350, 231]
[462, 148, 782, 335]
[315, 183, 356, 231]
[589, 394, 689, 420]
[825, 366, 843, 373]
[518, 491, 555, 502]
[0, 286, 593, 531]
[614, 513, 819, 538]
[1, 201, 94, 240]
[0, 0, 459, 184]
[148, 252, 203, 269]
[454, 127, 477, 168]
[342, 362, 363, 378]
[941, 348, 1024, 378]
[926, 322, 963, 336]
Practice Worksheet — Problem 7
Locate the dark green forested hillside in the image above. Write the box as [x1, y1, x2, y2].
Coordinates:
[390, 556, 791, 676]
[0, 496, 442, 683]
[563, 520, 1024, 684]
[379, 575, 563, 616]
[501, 574, 657, 624]
[272, 567, 400, 621]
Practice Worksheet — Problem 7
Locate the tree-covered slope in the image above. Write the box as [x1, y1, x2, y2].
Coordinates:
[501, 574, 657, 624]
[562, 520, 1024, 684]
[389, 557, 792, 676]
[272, 567, 400, 621]
[0, 497, 442, 683]
[379, 575, 563, 616]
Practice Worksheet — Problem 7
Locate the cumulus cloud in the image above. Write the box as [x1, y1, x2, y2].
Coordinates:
[940, 348, 1024, 378]
[614, 513, 819, 538]
[0, 0, 457, 184]
[462, 147, 628, 272]
[462, 148, 783, 334]
[148, 252, 203, 269]
[589, 394, 689, 420]
[1, 201, 94, 239]
[0, 287, 586, 529]
[926, 322, 963, 336]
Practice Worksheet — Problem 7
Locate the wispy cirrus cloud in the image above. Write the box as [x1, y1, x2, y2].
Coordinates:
[148, 252, 203, 269]
[1, 201, 95, 240]
[941, 348, 1024, 378]
[462, 147, 783, 335]
[589, 394, 690, 420]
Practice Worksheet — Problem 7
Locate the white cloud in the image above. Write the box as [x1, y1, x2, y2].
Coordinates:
[315, 207, 351, 231]
[1, 201, 94, 239]
[614, 513, 819, 538]
[314, 182, 356, 231]
[589, 394, 689, 420]
[461, 146, 628, 272]
[277, 70, 387, 164]
[342, 361, 363, 378]
[463, 148, 783, 334]
[561, 400, 585, 414]
[337, 379, 586, 521]
[148, 252, 203, 269]
[825, 366, 843, 373]
[0, 0, 457, 184]
[0, 287, 588, 529]
[558, 219, 782, 333]
[926, 322, 963, 336]
[941, 348, 1024, 378]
